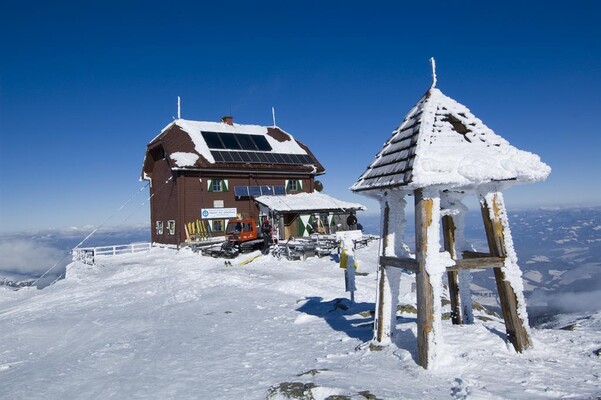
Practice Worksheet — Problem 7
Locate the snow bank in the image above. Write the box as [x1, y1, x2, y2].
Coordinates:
[1, 243, 599, 399]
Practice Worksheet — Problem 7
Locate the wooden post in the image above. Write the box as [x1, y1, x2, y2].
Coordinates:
[374, 200, 391, 343]
[442, 215, 462, 325]
[480, 192, 531, 352]
[414, 189, 440, 369]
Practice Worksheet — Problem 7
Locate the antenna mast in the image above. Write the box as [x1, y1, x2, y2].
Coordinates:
[429, 57, 437, 88]
[272, 106, 276, 127]
[177, 96, 181, 119]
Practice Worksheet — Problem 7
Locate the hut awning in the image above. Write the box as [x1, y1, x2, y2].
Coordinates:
[254, 192, 366, 213]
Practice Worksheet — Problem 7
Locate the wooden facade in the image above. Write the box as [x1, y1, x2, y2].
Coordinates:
[142, 119, 324, 245]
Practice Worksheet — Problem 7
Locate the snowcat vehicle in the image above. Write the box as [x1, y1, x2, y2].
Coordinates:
[201, 218, 265, 258]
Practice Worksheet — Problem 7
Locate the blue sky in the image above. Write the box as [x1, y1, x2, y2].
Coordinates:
[1, 1, 600, 232]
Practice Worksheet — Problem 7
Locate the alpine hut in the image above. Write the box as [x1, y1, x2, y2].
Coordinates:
[142, 116, 325, 246]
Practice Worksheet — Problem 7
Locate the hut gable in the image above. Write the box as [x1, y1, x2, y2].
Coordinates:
[351, 88, 550, 192]
[142, 119, 325, 179]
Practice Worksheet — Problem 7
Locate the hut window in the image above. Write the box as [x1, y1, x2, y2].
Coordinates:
[167, 220, 176, 235]
[208, 179, 229, 192]
[212, 219, 224, 232]
[155, 221, 163, 235]
[286, 179, 302, 192]
[150, 146, 165, 161]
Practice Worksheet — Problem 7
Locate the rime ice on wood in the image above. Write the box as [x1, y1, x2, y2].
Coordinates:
[373, 190, 410, 344]
[351, 59, 550, 369]
[337, 230, 363, 302]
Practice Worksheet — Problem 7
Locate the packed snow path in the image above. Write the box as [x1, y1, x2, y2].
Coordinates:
[0, 246, 599, 399]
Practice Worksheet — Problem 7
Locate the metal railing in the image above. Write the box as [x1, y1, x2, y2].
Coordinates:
[72, 242, 152, 265]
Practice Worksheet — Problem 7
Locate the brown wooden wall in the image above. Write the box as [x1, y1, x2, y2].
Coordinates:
[149, 165, 315, 245]
[149, 159, 179, 245]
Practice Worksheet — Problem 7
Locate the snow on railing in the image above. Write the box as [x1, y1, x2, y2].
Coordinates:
[72, 242, 152, 265]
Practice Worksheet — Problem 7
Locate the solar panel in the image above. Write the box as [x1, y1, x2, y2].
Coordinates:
[212, 151, 224, 162]
[234, 186, 250, 197]
[210, 151, 315, 166]
[202, 132, 273, 152]
[230, 152, 243, 162]
[221, 152, 234, 162]
[220, 133, 241, 150]
[236, 134, 258, 151]
[300, 154, 313, 164]
[202, 132, 225, 149]
[288, 154, 302, 164]
[234, 185, 286, 197]
[252, 136, 272, 151]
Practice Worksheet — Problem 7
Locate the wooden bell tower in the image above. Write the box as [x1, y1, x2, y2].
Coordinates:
[351, 61, 550, 368]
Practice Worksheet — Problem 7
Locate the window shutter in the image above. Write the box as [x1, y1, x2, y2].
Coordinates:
[207, 179, 213, 192]
[285, 179, 290, 191]
[298, 180, 303, 190]
[222, 179, 229, 191]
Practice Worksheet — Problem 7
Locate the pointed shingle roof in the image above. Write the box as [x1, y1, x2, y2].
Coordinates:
[351, 87, 550, 193]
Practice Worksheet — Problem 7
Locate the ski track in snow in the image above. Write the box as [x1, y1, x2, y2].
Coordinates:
[0, 245, 600, 400]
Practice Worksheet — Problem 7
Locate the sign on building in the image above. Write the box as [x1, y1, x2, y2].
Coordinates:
[201, 208, 237, 219]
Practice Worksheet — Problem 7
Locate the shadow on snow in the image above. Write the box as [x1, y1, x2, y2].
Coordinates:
[296, 297, 374, 342]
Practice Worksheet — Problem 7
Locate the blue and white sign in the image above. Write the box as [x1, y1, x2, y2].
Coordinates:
[200, 208, 237, 219]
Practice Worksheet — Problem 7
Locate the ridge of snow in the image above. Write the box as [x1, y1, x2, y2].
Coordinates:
[170, 152, 199, 167]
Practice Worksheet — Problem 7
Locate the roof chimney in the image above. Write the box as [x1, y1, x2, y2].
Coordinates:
[221, 116, 234, 126]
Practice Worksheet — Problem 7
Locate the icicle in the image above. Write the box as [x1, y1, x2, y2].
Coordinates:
[429, 57, 437, 88]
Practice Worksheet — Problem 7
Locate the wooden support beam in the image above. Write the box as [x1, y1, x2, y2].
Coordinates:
[442, 215, 462, 325]
[379, 256, 417, 271]
[414, 189, 438, 369]
[448, 257, 505, 271]
[481, 193, 531, 352]
[374, 201, 390, 343]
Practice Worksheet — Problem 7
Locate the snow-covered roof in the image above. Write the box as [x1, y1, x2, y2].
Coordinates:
[143, 119, 324, 175]
[174, 120, 312, 164]
[254, 192, 366, 213]
[351, 87, 551, 193]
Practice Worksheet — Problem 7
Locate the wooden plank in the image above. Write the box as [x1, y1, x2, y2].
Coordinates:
[462, 251, 492, 259]
[414, 189, 437, 369]
[448, 257, 505, 271]
[379, 256, 417, 271]
[442, 215, 462, 325]
[481, 193, 531, 352]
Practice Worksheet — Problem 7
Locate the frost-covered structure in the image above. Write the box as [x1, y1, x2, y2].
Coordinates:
[351, 60, 550, 369]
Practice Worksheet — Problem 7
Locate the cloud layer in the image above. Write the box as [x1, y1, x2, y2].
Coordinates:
[0, 239, 67, 275]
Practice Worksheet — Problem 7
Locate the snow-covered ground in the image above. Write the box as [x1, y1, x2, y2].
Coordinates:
[1, 241, 599, 399]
